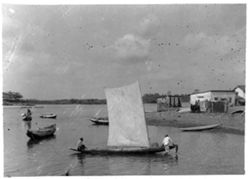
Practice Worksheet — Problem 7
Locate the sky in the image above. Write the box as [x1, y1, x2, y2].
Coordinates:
[2, 4, 246, 99]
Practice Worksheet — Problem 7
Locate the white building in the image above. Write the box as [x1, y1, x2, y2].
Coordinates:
[234, 85, 245, 99]
[190, 90, 236, 106]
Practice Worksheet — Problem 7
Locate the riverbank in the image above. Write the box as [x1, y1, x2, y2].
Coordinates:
[145, 107, 245, 135]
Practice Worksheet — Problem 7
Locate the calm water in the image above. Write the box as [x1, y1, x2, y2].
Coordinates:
[3, 104, 244, 176]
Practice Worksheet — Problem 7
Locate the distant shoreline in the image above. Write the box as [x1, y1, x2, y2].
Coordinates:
[2, 99, 107, 106]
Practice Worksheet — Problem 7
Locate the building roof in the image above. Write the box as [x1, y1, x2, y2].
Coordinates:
[191, 90, 235, 95]
[234, 85, 245, 93]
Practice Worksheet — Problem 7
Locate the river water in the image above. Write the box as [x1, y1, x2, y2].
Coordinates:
[3, 104, 244, 176]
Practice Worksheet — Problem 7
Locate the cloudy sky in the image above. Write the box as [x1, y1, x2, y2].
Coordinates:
[2, 4, 246, 99]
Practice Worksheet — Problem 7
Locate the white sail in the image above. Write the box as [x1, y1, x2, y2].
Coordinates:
[105, 81, 150, 147]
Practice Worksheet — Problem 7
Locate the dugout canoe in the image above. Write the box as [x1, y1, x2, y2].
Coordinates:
[70, 146, 165, 155]
[89, 117, 109, 125]
[40, 114, 57, 119]
[180, 123, 221, 132]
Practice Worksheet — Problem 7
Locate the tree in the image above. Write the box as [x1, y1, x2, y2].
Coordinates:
[193, 89, 200, 94]
[167, 90, 172, 96]
[3, 91, 23, 101]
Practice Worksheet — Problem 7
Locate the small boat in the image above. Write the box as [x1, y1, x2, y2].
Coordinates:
[40, 114, 57, 119]
[89, 117, 109, 125]
[34, 105, 44, 108]
[231, 110, 244, 115]
[26, 124, 56, 140]
[180, 123, 221, 132]
[70, 82, 165, 155]
[20, 105, 33, 109]
[70, 146, 165, 155]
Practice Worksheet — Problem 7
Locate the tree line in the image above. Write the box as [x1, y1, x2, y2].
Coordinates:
[2, 91, 106, 105]
[3, 91, 190, 105]
[142, 93, 190, 103]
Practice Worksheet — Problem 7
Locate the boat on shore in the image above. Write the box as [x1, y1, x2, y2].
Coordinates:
[89, 117, 109, 125]
[70, 82, 165, 155]
[40, 114, 57, 119]
[180, 123, 221, 132]
[26, 124, 56, 140]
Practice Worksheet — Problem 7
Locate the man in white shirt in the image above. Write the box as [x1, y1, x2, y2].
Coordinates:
[162, 134, 178, 153]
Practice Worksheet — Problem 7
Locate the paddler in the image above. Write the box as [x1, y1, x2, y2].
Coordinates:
[76, 137, 87, 151]
[162, 134, 178, 153]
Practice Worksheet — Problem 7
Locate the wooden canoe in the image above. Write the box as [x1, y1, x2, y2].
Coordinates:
[89, 117, 109, 125]
[26, 124, 56, 140]
[70, 146, 165, 155]
[40, 114, 57, 119]
[180, 123, 221, 132]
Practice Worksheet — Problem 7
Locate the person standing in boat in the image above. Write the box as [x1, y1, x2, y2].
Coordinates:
[26, 108, 32, 118]
[162, 134, 178, 153]
[76, 137, 86, 151]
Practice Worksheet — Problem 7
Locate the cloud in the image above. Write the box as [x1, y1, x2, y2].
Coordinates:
[182, 29, 245, 57]
[138, 14, 160, 36]
[112, 34, 150, 59]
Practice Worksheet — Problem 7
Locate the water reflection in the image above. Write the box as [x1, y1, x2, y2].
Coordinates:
[106, 153, 178, 175]
[27, 135, 56, 149]
[68, 152, 179, 175]
[76, 153, 86, 166]
[23, 121, 32, 130]
[67, 153, 86, 176]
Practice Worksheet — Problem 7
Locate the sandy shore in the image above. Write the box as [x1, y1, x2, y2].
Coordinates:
[145, 107, 245, 135]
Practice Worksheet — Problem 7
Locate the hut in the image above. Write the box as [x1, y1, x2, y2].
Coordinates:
[157, 95, 181, 112]
[190, 90, 235, 113]
[234, 85, 245, 106]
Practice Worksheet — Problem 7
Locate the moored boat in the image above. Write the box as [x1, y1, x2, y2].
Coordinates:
[180, 123, 221, 132]
[40, 114, 57, 119]
[26, 124, 56, 140]
[89, 117, 109, 125]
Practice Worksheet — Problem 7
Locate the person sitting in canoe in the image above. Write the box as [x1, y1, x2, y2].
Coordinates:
[76, 137, 86, 151]
[162, 134, 178, 153]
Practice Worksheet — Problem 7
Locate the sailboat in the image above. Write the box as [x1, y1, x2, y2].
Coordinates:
[70, 81, 164, 154]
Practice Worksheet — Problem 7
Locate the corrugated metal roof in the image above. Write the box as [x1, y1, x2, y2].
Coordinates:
[191, 90, 235, 95]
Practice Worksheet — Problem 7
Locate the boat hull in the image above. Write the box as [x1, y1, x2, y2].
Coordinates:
[90, 118, 109, 125]
[40, 114, 57, 119]
[70, 146, 165, 155]
[180, 123, 221, 131]
[26, 124, 56, 140]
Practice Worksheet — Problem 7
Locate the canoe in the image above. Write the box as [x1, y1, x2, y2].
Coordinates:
[231, 110, 244, 115]
[70, 146, 165, 155]
[89, 117, 109, 125]
[180, 123, 221, 132]
[40, 114, 57, 119]
[26, 124, 56, 140]
[34, 106, 44, 108]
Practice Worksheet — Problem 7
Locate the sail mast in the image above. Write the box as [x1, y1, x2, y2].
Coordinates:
[137, 81, 150, 144]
